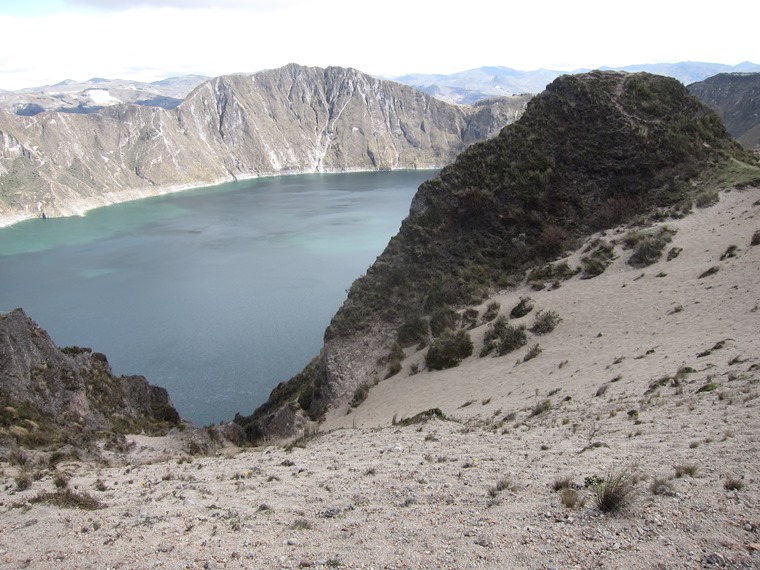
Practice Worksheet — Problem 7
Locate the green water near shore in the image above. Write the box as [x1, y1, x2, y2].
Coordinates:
[0, 170, 436, 425]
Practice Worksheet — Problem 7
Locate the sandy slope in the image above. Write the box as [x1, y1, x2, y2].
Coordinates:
[1, 187, 759, 569]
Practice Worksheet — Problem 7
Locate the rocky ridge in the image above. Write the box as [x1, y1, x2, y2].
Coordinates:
[0, 64, 529, 226]
[236, 70, 760, 443]
[0, 308, 180, 452]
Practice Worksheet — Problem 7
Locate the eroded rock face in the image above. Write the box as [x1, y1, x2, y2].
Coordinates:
[0, 64, 529, 225]
[0, 308, 180, 446]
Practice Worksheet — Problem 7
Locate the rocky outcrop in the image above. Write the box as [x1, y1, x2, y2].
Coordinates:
[688, 72, 760, 150]
[236, 71, 760, 442]
[0, 64, 529, 226]
[0, 308, 180, 448]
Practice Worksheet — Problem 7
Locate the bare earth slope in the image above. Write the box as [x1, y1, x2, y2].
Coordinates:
[1, 186, 759, 569]
[0, 64, 528, 227]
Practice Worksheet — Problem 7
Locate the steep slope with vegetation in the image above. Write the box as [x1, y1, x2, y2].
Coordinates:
[0, 64, 528, 226]
[236, 70, 760, 442]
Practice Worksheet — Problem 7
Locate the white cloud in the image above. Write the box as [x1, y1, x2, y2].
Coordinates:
[0, 0, 758, 91]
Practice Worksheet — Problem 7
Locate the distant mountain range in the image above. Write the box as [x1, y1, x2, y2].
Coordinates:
[388, 61, 760, 104]
[4, 61, 759, 115]
[0, 75, 210, 116]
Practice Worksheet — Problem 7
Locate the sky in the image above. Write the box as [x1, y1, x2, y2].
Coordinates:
[0, 0, 758, 90]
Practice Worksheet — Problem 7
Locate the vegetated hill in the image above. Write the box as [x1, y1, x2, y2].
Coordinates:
[236, 70, 760, 443]
[0, 64, 529, 226]
[391, 61, 760, 104]
[0, 308, 180, 453]
[688, 72, 760, 151]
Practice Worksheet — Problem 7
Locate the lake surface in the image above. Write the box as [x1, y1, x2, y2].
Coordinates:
[0, 170, 436, 426]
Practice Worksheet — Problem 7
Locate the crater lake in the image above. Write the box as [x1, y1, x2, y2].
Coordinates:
[0, 170, 436, 426]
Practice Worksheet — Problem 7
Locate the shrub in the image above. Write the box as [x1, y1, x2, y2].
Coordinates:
[510, 297, 534, 318]
[531, 399, 552, 416]
[698, 265, 720, 278]
[461, 307, 480, 329]
[397, 317, 428, 347]
[498, 324, 528, 356]
[695, 188, 719, 208]
[480, 315, 509, 357]
[581, 240, 616, 278]
[593, 465, 638, 513]
[392, 408, 447, 427]
[425, 329, 473, 370]
[386, 341, 405, 378]
[626, 226, 675, 268]
[349, 383, 370, 408]
[523, 344, 542, 362]
[481, 301, 501, 323]
[430, 307, 458, 337]
[530, 310, 562, 335]
[751, 230, 760, 247]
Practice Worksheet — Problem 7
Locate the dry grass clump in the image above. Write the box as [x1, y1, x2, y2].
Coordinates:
[560, 488, 584, 509]
[29, 489, 103, 510]
[650, 476, 675, 496]
[724, 478, 744, 491]
[674, 464, 699, 478]
[590, 465, 639, 513]
[487, 476, 516, 498]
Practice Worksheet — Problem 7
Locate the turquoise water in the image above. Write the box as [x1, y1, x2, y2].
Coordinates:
[0, 171, 436, 426]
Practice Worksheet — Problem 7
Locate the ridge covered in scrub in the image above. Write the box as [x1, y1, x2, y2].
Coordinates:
[236, 70, 760, 442]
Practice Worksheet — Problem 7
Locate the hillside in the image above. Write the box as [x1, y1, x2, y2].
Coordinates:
[0, 308, 180, 451]
[236, 70, 760, 443]
[0, 64, 528, 227]
[1, 185, 758, 569]
[688, 72, 760, 151]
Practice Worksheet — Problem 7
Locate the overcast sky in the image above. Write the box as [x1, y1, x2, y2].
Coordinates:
[0, 0, 758, 90]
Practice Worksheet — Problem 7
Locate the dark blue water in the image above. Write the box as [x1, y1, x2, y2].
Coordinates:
[0, 171, 435, 426]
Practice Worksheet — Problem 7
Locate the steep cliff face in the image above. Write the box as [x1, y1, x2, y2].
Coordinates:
[0, 64, 529, 226]
[236, 71, 760, 442]
[688, 72, 760, 150]
[0, 309, 180, 449]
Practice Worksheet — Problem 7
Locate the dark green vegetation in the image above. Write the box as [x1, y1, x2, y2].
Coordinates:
[236, 71, 760, 442]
